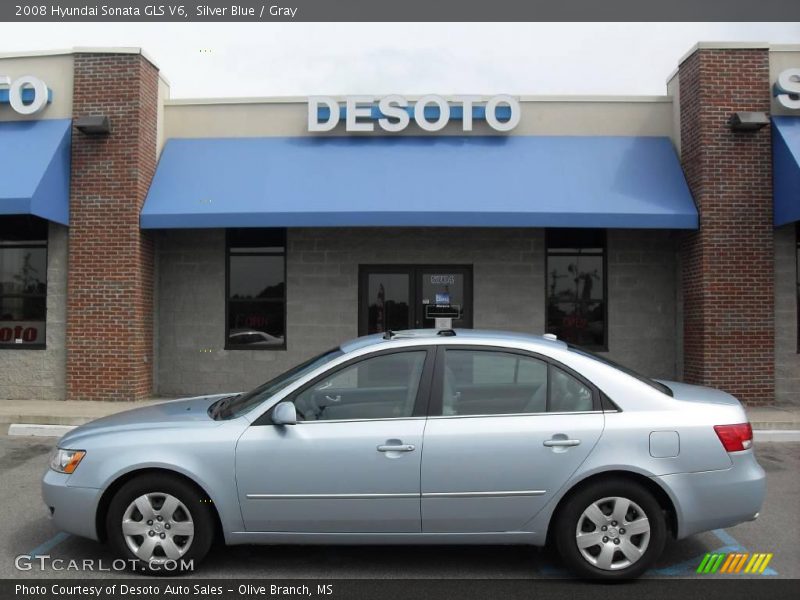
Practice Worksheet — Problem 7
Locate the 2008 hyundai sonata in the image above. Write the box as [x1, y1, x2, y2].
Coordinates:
[43, 329, 765, 579]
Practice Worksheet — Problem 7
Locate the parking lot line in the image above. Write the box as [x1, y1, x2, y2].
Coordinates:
[28, 532, 70, 557]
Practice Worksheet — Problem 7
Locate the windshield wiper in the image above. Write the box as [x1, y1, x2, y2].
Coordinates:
[208, 394, 241, 420]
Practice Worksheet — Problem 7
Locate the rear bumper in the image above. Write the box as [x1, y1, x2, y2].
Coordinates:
[42, 469, 102, 541]
[655, 450, 766, 539]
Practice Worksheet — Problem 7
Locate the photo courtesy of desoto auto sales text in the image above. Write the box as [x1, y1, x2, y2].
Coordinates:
[0, 2, 798, 599]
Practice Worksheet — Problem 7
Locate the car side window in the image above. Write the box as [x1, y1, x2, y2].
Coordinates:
[293, 351, 427, 421]
[442, 350, 548, 416]
[550, 365, 594, 412]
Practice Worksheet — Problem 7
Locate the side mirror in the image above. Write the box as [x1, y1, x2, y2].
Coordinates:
[271, 401, 297, 426]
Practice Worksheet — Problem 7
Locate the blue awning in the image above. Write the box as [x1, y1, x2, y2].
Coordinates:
[0, 119, 71, 225]
[773, 116, 800, 227]
[141, 135, 698, 229]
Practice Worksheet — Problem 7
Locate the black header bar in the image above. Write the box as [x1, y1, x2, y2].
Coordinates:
[2, 0, 800, 22]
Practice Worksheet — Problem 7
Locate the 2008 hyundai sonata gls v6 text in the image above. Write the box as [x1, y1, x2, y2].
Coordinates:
[43, 330, 765, 579]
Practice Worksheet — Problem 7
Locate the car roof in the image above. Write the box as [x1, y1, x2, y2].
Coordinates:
[339, 329, 568, 354]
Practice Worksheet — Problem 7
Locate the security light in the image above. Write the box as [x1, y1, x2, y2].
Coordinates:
[727, 112, 769, 132]
[75, 115, 110, 135]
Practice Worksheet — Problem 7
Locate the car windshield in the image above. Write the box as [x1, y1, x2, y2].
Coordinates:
[211, 347, 345, 420]
[568, 344, 673, 397]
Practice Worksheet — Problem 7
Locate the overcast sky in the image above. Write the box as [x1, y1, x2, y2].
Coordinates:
[2, 22, 799, 98]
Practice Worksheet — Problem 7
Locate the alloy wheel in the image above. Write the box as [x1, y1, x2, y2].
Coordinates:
[574, 496, 651, 571]
[121, 492, 195, 563]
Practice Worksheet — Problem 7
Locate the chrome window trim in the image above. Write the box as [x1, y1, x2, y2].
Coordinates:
[427, 410, 604, 420]
[294, 416, 428, 425]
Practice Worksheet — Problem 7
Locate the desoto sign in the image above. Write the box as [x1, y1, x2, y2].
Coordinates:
[0, 75, 51, 115]
[308, 95, 521, 133]
[774, 68, 800, 110]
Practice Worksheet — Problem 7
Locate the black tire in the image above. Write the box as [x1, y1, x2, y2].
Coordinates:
[106, 473, 214, 575]
[554, 478, 666, 580]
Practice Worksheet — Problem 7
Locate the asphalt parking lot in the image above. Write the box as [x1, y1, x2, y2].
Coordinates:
[0, 433, 797, 580]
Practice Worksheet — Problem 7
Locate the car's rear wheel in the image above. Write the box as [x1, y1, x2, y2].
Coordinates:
[554, 478, 666, 580]
[106, 473, 214, 574]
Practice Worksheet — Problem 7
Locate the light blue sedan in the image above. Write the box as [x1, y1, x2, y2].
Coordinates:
[43, 329, 765, 579]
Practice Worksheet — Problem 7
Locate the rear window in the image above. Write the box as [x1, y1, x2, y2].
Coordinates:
[567, 345, 673, 397]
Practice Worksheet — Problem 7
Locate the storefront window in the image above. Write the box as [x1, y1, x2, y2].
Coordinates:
[546, 229, 607, 350]
[0, 216, 48, 348]
[226, 229, 286, 350]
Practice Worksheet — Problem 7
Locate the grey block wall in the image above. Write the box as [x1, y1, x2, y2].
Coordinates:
[775, 225, 799, 406]
[0, 222, 68, 400]
[607, 230, 680, 380]
[155, 227, 679, 397]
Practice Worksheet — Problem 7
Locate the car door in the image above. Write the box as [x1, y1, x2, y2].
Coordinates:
[420, 346, 604, 533]
[235, 346, 434, 533]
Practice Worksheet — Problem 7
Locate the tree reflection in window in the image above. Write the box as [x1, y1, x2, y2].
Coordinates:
[546, 229, 606, 349]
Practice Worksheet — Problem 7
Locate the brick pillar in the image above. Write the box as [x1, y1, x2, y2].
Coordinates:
[678, 48, 774, 405]
[66, 52, 158, 401]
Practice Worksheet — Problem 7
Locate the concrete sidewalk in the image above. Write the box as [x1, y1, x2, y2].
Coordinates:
[0, 398, 163, 427]
[1, 398, 798, 430]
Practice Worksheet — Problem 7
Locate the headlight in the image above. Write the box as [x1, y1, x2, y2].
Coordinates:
[49, 448, 86, 474]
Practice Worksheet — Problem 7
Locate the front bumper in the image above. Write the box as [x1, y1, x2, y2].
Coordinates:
[655, 450, 766, 539]
[42, 469, 103, 541]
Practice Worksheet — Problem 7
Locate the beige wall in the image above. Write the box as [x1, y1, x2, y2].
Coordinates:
[666, 74, 681, 153]
[156, 75, 171, 153]
[163, 97, 674, 142]
[0, 53, 74, 121]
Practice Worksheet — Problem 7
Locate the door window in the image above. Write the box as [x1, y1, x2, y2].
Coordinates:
[365, 272, 411, 334]
[442, 350, 548, 416]
[440, 349, 596, 416]
[294, 351, 427, 421]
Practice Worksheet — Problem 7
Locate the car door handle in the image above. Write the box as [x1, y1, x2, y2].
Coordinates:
[543, 439, 581, 447]
[377, 444, 416, 452]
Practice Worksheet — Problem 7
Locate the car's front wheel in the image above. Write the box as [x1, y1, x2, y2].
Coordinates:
[554, 478, 666, 580]
[106, 473, 214, 574]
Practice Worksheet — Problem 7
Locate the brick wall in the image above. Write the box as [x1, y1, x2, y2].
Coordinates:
[66, 53, 159, 401]
[678, 48, 774, 404]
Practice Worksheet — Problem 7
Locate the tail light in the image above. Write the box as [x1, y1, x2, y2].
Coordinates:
[714, 423, 753, 452]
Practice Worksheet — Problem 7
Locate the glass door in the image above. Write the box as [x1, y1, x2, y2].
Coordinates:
[359, 266, 473, 335]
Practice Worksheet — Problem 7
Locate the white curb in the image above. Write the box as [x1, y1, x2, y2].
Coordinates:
[753, 430, 800, 443]
[7, 423, 76, 437]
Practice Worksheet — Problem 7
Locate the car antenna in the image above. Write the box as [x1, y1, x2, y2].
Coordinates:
[383, 330, 395, 340]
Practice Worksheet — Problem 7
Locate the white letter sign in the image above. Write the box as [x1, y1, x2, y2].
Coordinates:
[307, 94, 521, 133]
[775, 68, 800, 110]
[1, 75, 50, 115]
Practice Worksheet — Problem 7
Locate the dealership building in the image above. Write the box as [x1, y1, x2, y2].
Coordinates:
[0, 43, 798, 405]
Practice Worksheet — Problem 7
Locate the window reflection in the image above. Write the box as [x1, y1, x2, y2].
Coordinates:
[226, 229, 286, 349]
[546, 229, 606, 349]
[0, 216, 48, 347]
